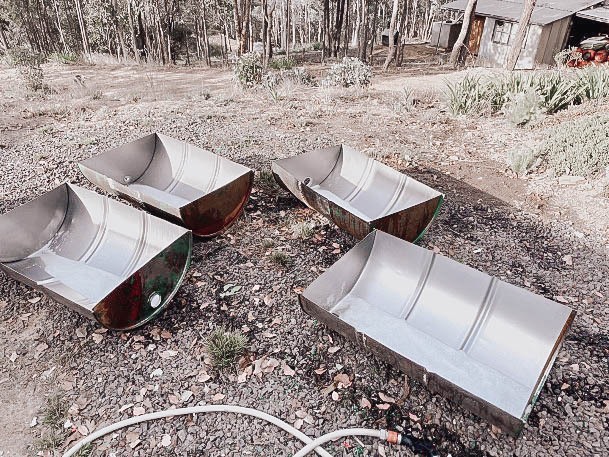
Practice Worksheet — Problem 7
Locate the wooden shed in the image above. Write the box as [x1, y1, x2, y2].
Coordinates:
[442, 0, 606, 69]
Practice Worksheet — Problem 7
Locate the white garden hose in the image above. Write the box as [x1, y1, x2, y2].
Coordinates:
[62, 404, 431, 457]
[292, 428, 384, 457]
[62, 405, 333, 457]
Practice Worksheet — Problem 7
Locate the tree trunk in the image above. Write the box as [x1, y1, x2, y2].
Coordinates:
[395, 0, 408, 66]
[322, 0, 330, 61]
[201, 1, 211, 65]
[74, 0, 90, 57]
[506, 0, 535, 70]
[333, 0, 346, 57]
[382, 0, 399, 70]
[51, 0, 69, 53]
[449, 0, 477, 67]
[368, 0, 378, 64]
[357, 0, 368, 61]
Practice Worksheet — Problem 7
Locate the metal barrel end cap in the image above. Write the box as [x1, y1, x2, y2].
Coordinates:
[93, 232, 192, 330]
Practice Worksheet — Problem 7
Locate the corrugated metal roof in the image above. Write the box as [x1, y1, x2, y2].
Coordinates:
[577, 6, 609, 23]
[442, 0, 604, 26]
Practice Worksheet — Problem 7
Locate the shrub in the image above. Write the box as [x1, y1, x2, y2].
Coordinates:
[269, 56, 295, 70]
[234, 52, 263, 88]
[206, 328, 247, 369]
[554, 47, 582, 68]
[324, 57, 372, 88]
[284, 67, 314, 85]
[7, 48, 47, 92]
[503, 91, 543, 126]
[538, 114, 609, 176]
[446, 71, 580, 119]
[508, 148, 538, 176]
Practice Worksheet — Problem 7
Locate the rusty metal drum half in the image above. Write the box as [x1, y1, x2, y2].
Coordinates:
[272, 145, 443, 242]
[0, 184, 192, 330]
[79, 133, 253, 237]
[299, 230, 575, 435]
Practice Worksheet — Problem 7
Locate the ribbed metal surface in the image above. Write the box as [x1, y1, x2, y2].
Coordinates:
[0, 184, 192, 330]
[300, 231, 575, 435]
[79, 133, 253, 237]
[442, 0, 602, 25]
[272, 145, 443, 241]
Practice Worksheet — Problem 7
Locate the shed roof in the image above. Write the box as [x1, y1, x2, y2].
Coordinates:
[577, 6, 609, 23]
[442, 0, 604, 26]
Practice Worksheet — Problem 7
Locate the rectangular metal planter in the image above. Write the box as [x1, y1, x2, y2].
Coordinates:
[299, 230, 575, 435]
[272, 145, 443, 242]
[0, 184, 192, 330]
[79, 133, 254, 237]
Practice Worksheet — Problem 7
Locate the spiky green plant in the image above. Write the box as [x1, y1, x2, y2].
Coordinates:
[533, 73, 581, 114]
[576, 65, 609, 101]
[269, 250, 291, 267]
[206, 328, 247, 369]
[445, 75, 490, 116]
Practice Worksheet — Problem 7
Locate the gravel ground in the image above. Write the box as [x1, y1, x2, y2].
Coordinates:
[0, 63, 607, 457]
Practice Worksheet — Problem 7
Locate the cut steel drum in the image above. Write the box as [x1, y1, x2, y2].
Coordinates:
[272, 145, 443, 241]
[79, 133, 254, 237]
[0, 184, 192, 330]
[300, 231, 575, 435]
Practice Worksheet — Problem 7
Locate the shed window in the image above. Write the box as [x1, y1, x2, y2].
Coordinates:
[492, 21, 513, 45]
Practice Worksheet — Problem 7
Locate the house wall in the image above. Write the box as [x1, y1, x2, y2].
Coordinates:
[535, 17, 572, 65]
[477, 17, 543, 69]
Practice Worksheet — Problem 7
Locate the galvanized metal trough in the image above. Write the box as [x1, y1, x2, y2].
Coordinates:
[0, 184, 192, 330]
[272, 145, 443, 242]
[300, 231, 575, 435]
[79, 133, 254, 237]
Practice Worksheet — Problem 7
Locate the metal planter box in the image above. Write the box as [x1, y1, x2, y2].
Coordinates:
[299, 231, 575, 435]
[79, 133, 254, 237]
[0, 184, 192, 330]
[272, 145, 443, 242]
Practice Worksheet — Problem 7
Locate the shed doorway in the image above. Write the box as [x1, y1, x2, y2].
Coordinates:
[468, 16, 486, 55]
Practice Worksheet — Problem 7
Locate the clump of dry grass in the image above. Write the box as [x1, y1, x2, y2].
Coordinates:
[291, 221, 315, 239]
[206, 328, 247, 370]
[269, 250, 291, 267]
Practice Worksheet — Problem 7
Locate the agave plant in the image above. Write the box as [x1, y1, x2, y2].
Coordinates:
[533, 73, 581, 114]
[576, 65, 609, 101]
[445, 75, 490, 116]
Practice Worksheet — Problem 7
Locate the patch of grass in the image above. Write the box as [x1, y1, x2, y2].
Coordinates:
[257, 170, 279, 191]
[261, 238, 275, 249]
[269, 57, 295, 70]
[73, 443, 93, 457]
[291, 221, 316, 239]
[206, 328, 247, 370]
[269, 250, 291, 267]
[41, 394, 68, 429]
[34, 429, 65, 452]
